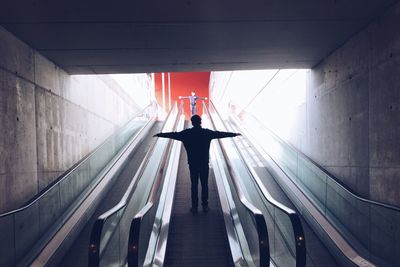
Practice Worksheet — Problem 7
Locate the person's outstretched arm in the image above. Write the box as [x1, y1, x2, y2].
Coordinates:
[210, 130, 241, 139]
[196, 96, 208, 100]
[153, 131, 183, 141]
[178, 96, 190, 99]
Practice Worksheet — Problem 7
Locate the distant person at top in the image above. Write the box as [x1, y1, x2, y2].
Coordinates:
[179, 91, 207, 116]
[153, 115, 241, 213]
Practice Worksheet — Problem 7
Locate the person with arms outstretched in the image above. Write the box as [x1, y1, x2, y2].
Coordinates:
[153, 115, 240, 213]
[179, 91, 207, 116]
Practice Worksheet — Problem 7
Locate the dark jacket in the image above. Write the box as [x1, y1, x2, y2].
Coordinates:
[157, 126, 238, 166]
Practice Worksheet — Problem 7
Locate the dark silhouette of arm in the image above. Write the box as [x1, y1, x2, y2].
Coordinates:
[153, 131, 184, 141]
[210, 130, 241, 139]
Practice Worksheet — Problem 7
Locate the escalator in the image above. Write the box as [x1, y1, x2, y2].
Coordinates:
[82, 99, 400, 267]
[206, 102, 305, 267]
[27, 98, 399, 267]
[225, 118, 338, 267]
[81, 102, 282, 267]
[1, 100, 306, 267]
[88, 104, 181, 267]
[226, 104, 400, 267]
[61, 102, 296, 266]
[126, 102, 273, 267]
[59, 122, 163, 267]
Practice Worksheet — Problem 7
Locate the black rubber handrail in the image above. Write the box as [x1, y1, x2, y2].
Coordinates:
[236, 110, 400, 211]
[0, 103, 156, 217]
[204, 101, 270, 267]
[127, 102, 184, 267]
[88, 104, 179, 267]
[210, 100, 306, 267]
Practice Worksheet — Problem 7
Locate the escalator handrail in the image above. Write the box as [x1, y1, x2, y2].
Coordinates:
[97, 104, 178, 219]
[88, 104, 178, 265]
[233, 109, 377, 267]
[230, 117, 306, 266]
[209, 101, 306, 267]
[214, 101, 298, 216]
[238, 110, 400, 211]
[0, 103, 156, 217]
[204, 102, 270, 267]
[127, 103, 184, 267]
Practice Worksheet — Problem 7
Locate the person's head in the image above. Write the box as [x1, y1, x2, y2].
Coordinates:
[191, 115, 201, 127]
[191, 91, 195, 96]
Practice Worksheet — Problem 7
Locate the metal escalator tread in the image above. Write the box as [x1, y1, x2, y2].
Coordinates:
[164, 149, 234, 267]
[58, 122, 163, 267]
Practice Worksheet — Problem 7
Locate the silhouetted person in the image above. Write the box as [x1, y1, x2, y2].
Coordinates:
[154, 115, 240, 213]
[179, 91, 207, 116]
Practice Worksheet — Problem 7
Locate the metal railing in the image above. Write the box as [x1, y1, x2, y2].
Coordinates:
[88, 103, 180, 267]
[204, 102, 270, 267]
[127, 102, 185, 267]
[208, 101, 306, 267]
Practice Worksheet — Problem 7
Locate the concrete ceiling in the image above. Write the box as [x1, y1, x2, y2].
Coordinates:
[0, 0, 398, 74]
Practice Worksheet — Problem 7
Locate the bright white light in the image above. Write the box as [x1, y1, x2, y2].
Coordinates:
[211, 69, 308, 140]
[110, 73, 152, 108]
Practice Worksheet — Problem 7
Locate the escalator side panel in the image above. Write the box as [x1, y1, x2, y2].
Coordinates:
[58, 123, 164, 267]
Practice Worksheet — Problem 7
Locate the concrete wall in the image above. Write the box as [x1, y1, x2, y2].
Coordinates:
[302, 2, 400, 206]
[209, 3, 400, 206]
[0, 26, 150, 213]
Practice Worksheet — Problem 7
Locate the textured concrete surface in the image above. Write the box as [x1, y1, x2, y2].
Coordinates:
[0, 26, 151, 212]
[0, 68, 38, 213]
[303, 3, 400, 206]
[306, 65, 370, 197]
[0, 26, 34, 81]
